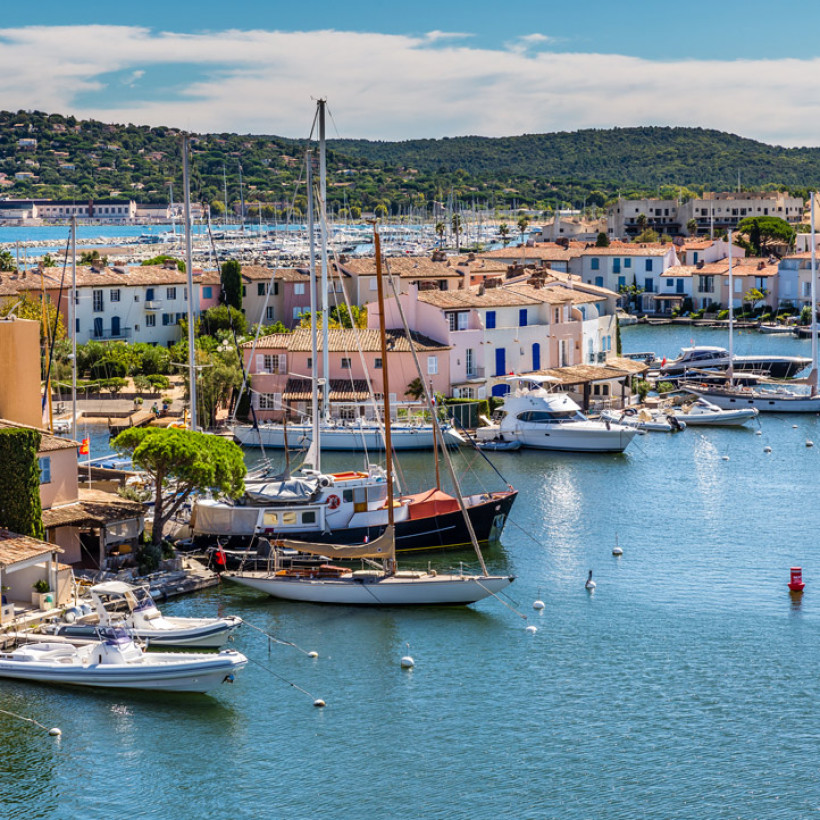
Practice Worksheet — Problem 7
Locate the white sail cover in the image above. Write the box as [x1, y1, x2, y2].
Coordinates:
[281, 525, 395, 561]
[244, 476, 320, 504]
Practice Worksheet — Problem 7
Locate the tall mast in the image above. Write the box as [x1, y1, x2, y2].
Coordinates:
[238, 163, 246, 232]
[373, 225, 395, 538]
[182, 134, 198, 430]
[307, 151, 321, 471]
[222, 163, 229, 228]
[811, 192, 818, 397]
[318, 99, 330, 420]
[70, 216, 77, 442]
[727, 229, 734, 384]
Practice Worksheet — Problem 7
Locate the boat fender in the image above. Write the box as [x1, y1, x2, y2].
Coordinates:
[63, 607, 81, 624]
[223, 674, 236, 684]
[326, 494, 341, 510]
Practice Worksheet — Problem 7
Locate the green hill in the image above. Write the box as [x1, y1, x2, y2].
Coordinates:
[1, 112, 818, 217]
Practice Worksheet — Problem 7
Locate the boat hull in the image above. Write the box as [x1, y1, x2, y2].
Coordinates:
[53, 618, 242, 650]
[505, 424, 638, 452]
[195, 490, 517, 555]
[0, 650, 247, 693]
[686, 387, 820, 414]
[225, 572, 514, 605]
[233, 424, 462, 450]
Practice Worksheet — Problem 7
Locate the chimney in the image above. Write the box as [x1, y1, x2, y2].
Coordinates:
[478, 283, 486, 296]
[696, 260, 705, 269]
[758, 260, 765, 270]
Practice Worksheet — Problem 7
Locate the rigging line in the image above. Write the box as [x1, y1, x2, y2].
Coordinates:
[474, 579, 528, 621]
[450, 417, 512, 488]
[239, 620, 314, 656]
[244, 655, 322, 702]
[41, 230, 72, 412]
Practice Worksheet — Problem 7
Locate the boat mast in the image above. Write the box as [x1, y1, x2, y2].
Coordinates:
[307, 150, 321, 471]
[70, 216, 77, 441]
[727, 229, 734, 385]
[318, 99, 330, 420]
[181, 134, 198, 431]
[811, 192, 818, 397]
[373, 225, 396, 560]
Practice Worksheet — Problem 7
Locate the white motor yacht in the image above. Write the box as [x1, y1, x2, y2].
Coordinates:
[658, 346, 810, 380]
[46, 582, 242, 649]
[0, 628, 247, 693]
[476, 377, 639, 453]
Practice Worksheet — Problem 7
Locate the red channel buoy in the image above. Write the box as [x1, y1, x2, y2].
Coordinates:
[788, 567, 805, 593]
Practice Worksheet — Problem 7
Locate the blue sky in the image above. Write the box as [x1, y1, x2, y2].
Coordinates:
[1, 1, 820, 144]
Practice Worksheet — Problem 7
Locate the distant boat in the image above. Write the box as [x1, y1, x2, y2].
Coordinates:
[672, 397, 758, 426]
[658, 346, 810, 380]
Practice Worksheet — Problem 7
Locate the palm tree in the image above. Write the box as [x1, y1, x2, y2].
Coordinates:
[498, 223, 510, 245]
[451, 214, 462, 252]
[435, 221, 445, 247]
[517, 215, 530, 246]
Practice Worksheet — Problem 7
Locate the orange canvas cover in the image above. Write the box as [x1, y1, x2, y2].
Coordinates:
[405, 489, 460, 520]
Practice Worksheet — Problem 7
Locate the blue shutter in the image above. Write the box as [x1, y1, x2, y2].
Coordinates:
[495, 347, 506, 377]
[519, 308, 527, 327]
[532, 343, 541, 371]
[485, 311, 496, 329]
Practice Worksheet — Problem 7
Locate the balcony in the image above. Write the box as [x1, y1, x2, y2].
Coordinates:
[465, 367, 485, 380]
[92, 327, 132, 340]
[144, 300, 163, 310]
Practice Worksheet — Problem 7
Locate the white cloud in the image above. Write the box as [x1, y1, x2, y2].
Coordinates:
[0, 25, 818, 146]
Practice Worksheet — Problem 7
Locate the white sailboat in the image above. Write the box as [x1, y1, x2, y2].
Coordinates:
[225, 219, 514, 605]
[687, 215, 820, 413]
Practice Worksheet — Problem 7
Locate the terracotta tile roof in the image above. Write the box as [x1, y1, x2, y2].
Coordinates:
[580, 244, 673, 257]
[0, 529, 62, 568]
[340, 257, 463, 278]
[6, 266, 220, 294]
[418, 287, 537, 309]
[503, 283, 602, 306]
[661, 266, 697, 278]
[41, 489, 143, 529]
[247, 327, 448, 353]
[0, 419, 79, 451]
[478, 244, 583, 262]
[283, 378, 371, 402]
[241, 265, 307, 282]
[694, 259, 779, 276]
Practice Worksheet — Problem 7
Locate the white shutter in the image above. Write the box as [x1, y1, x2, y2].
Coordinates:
[280, 354, 287, 374]
[255, 354, 264, 373]
[273, 393, 283, 410]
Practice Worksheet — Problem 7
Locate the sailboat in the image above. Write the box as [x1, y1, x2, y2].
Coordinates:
[686, 213, 820, 413]
[192, 104, 516, 553]
[224, 223, 514, 605]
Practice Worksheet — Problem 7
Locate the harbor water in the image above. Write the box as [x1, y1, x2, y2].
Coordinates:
[5, 325, 820, 818]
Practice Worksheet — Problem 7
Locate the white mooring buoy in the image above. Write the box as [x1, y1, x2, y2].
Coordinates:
[807, 440, 814, 448]
[793, 425, 799, 429]
[533, 599, 545, 610]
[755, 430, 762, 436]
[313, 699, 326, 708]
[48, 728, 61, 737]
[525, 624, 538, 634]
[612, 534, 623, 556]
[401, 655, 415, 669]
[308, 651, 318, 659]
[722, 455, 730, 461]
[764, 446, 773, 453]
[585, 570, 596, 591]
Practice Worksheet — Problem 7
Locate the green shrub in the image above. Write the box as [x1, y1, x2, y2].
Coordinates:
[147, 374, 171, 390]
[0, 428, 44, 539]
[657, 381, 675, 394]
[89, 358, 126, 380]
[718, 310, 729, 320]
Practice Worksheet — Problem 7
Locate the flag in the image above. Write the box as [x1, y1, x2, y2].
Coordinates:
[79, 438, 89, 455]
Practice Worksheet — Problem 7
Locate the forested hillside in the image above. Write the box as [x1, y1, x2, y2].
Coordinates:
[1, 111, 819, 218]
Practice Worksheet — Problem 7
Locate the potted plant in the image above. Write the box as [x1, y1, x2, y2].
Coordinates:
[32, 578, 53, 609]
[133, 396, 144, 410]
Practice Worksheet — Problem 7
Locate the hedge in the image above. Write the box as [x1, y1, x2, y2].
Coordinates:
[0, 428, 44, 539]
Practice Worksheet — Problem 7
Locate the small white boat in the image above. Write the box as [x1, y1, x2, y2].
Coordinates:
[47, 582, 242, 649]
[757, 324, 796, 335]
[475, 438, 522, 452]
[672, 397, 759, 426]
[0, 628, 247, 693]
[601, 408, 686, 433]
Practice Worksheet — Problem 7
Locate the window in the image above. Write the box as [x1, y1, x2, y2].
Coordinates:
[644, 278, 654, 293]
[447, 311, 468, 331]
[590, 258, 600, 270]
[294, 283, 305, 295]
[374, 357, 383, 369]
[263, 354, 283, 374]
[485, 311, 496, 329]
[645, 260, 653, 272]
[293, 306, 305, 320]
[370, 278, 378, 290]
[38, 457, 51, 484]
[183, 288, 188, 300]
[257, 283, 266, 296]
[465, 348, 474, 377]
[624, 258, 631, 268]
[259, 393, 282, 410]
[341, 357, 352, 369]
[242, 285, 247, 297]
[595, 277, 604, 288]
[166, 287, 176, 299]
[618, 276, 626, 289]
[266, 306, 275, 320]
[203, 286, 213, 299]
[146, 287, 155, 302]
[162, 313, 172, 326]
[146, 314, 156, 327]
[110, 289, 120, 302]
[697, 275, 715, 294]
[134, 294, 140, 302]
[75, 319, 80, 333]
[676, 279, 684, 294]
[692, 252, 699, 264]
[613, 258, 621, 274]
[92, 290, 103, 312]
[134, 323, 140, 332]
[306, 357, 313, 368]
[456, 387, 475, 399]
[554, 307, 560, 323]
[519, 309, 528, 327]
[302, 511, 317, 525]
[427, 356, 438, 375]
[176, 313, 185, 324]
[282, 512, 297, 526]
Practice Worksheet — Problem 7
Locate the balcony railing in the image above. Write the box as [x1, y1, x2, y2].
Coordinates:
[144, 300, 163, 310]
[465, 367, 485, 380]
[93, 327, 132, 340]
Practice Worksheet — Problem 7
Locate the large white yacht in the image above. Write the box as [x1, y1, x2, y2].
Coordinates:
[476, 377, 639, 453]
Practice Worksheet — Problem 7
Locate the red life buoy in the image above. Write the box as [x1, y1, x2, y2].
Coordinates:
[327, 494, 341, 510]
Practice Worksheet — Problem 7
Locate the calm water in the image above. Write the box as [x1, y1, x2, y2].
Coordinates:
[6, 326, 820, 819]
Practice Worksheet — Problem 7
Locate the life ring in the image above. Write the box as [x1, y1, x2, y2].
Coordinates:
[327, 494, 341, 510]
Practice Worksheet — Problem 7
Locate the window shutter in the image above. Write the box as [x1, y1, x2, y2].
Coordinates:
[255, 354, 264, 373]
[280, 354, 287, 373]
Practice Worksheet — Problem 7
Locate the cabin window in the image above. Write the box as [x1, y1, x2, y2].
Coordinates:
[282, 512, 297, 526]
[263, 512, 278, 527]
[367, 486, 388, 503]
[302, 511, 317, 525]
[343, 490, 354, 503]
